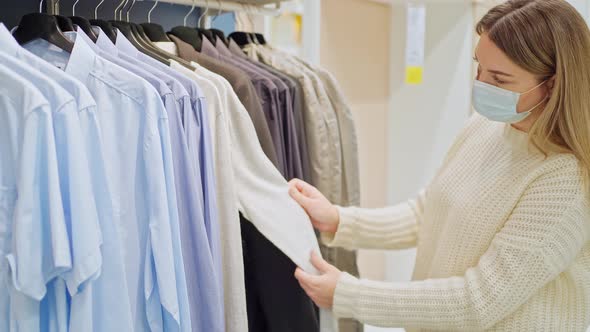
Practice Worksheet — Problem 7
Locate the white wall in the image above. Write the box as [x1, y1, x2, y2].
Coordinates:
[385, 0, 473, 283]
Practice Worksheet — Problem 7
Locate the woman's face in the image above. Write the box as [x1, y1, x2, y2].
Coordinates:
[474, 34, 549, 118]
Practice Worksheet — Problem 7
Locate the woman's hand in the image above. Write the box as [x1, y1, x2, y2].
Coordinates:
[294, 251, 342, 309]
[288, 178, 340, 233]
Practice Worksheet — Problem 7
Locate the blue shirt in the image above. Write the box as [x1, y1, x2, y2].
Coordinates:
[0, 63, 70, 332]
[0, 24, 134, 332]
[89, 28, 219, 332]
[114, 32, 224, 331]
[0, 52, 103, 332]
[24, 32, 184, 332]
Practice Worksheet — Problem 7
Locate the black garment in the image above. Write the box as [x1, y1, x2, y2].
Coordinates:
[241, 215, 319, 332]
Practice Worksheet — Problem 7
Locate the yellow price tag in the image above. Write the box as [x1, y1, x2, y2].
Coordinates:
[405, 66, 423, 85]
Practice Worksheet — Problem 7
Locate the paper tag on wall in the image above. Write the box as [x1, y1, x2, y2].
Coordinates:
[405, 3, 426, 85]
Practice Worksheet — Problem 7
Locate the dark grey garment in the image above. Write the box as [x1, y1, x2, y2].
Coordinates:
[200, 37, 288, 177]
[220, 39, 303, 181]
[168, 33, 281, 170]
[228, 40, 310, 182]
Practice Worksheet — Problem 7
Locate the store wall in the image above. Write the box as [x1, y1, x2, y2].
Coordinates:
[320, 0, 392, 280]
[386, 1, 473, 283]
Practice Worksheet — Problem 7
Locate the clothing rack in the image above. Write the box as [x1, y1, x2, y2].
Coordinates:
[153, 0, 288, 16]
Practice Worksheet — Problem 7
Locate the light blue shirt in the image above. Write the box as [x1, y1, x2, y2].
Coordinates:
[0, 63, 70, 332]
[0, 24, 134, 332]
[114, 32, 224, 331]
[0, 52, 103, 332]
[24, 32, 185, 332]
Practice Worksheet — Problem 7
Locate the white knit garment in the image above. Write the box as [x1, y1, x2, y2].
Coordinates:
[324, 114, 590, 331]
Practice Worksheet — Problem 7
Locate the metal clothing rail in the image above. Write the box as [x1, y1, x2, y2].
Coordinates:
[153, 0, 286, 16]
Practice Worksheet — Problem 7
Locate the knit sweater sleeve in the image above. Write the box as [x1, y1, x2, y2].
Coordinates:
[332, 159, 590, 330]
[320, 191, 425, 250]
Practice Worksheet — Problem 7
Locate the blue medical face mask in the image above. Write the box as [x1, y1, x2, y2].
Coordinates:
[472, 79, 547, 123]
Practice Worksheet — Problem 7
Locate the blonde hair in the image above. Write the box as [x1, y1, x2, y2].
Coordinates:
[476, 0, 590, 188]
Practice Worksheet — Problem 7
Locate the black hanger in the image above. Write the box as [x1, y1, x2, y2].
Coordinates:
[135, 24, 199, 70]
[132, 23, 175, 60]
[140, 23, 171, 42]
[55, 15, 75, 32]
[228, 32, 254, 47]
[254, 33, 266, 45]
[196, 28, 216, 45]
[169, 26, 202, 52]
[209, 28, 228, 46]
[13, 13, 74, 53]
[70, 16, 98, 42]
[109, 21, 163, 62]
[90, 19, 117, 43]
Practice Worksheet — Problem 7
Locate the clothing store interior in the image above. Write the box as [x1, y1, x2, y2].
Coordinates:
[2, 0, 590, 331]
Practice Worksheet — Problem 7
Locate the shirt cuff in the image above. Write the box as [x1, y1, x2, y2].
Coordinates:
[320, 206, 356, 248]
[333, 272, 360, 320]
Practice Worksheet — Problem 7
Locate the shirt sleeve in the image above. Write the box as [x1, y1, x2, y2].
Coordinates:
[224, 84, 322, 276]
[52, 107, 103, 296]
[332, 160, 590, 330]
[7, 109, 72, 301]
[321, 190, 426, 251]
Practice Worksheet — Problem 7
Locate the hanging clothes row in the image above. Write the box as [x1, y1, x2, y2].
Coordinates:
[0, 4, 360, 332]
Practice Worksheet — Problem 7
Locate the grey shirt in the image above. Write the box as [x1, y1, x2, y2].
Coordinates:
[201, 38, 288, 177]
[228, 40, 310, 182]
[168, 33, 280, 170]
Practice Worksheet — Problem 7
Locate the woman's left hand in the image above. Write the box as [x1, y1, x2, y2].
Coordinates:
[294, 251, 342, 309]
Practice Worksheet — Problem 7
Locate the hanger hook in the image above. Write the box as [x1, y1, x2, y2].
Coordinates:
[39, 0, 44, 13]
[72, 0, 80, 16]
[212, 0, 222, 24]
[118, 0, 128, 21]
[126, 0, 137, 22]
[197, 0, 209, 28]
[54, 0, 60, 14]
[94, 0, 104, 19]
[148, 0, 159, 24]
[183, 0, 196, 26]
[114, 0, 126, 20]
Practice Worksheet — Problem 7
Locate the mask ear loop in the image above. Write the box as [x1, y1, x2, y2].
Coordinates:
[520, 80, 547, 95]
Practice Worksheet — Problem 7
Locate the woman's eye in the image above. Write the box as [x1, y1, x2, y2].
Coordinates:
[493, 76, 506, 85]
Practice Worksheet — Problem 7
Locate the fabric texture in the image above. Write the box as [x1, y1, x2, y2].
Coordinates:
[240, 215, 319, 332]
[167, 34, 280, 171]
[185, 59, 322, 275]
[0, 52, 104, 332]
[25, 33, 185, 332]
[226, 40, 306, 181]
[246, 44, 362, 332]
[326, 114, 590, 331]
[174, 60, 248, 332]
[0, 63, 71, 332]
[89, 29, 221, 332]
[201, 38, 287, 177]
[0, 24, 135, 332]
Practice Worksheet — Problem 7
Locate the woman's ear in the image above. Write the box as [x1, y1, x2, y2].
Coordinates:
[546, 76, 556, 95]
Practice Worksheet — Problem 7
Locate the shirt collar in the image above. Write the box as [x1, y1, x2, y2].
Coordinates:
[75, 27, 101, 53]
[64, 30, 99, 83]
[201, 37, 219, 59]
[115, 30, 140, 57]
[0, 23, 22, 57]
[215, 37, 233, 57]
[228, 39, 247, 58]
[95, 29, 119, 54]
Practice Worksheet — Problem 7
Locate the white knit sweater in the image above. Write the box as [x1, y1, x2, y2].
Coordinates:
[324, 114, 590, 331]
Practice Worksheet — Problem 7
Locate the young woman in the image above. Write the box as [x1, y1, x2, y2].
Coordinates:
[288, 0, 590, 330]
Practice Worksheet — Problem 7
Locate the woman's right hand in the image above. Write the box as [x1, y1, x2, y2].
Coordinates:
[288, 178, 340, 233]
